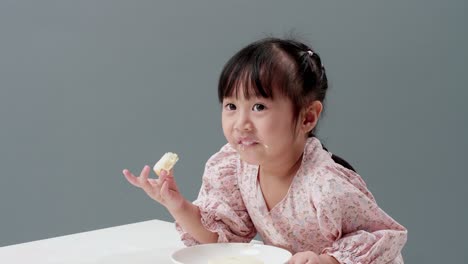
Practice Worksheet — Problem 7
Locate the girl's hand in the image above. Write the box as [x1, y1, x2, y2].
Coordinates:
[288, 251, 339, 264]
[123, 165, 185, 212]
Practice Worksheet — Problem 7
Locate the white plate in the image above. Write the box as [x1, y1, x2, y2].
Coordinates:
[171, 243, 292, 264]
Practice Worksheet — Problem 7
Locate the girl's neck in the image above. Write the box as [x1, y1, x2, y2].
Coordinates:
[259, 144, 304, 182]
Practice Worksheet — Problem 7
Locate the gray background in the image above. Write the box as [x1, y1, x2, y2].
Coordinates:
[0, 0, 466, 263]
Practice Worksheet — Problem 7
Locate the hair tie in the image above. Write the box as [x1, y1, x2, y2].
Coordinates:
[307, 50, 314, 56]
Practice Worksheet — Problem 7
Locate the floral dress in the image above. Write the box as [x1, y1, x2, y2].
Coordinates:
[176, 137, 407, 263]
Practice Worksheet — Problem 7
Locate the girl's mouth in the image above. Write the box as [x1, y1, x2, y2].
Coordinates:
[239, 140, 258, 146]
[237, 139, 259, 150]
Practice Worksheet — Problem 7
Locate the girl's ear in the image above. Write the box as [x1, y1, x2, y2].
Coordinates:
[301, 101, 323, 134]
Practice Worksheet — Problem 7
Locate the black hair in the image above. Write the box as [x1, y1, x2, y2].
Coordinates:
[218, 37, 355, 172]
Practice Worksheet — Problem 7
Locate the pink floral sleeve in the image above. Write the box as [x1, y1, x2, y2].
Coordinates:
[176, 144, 256, 246]
[313, 166, 407, 263]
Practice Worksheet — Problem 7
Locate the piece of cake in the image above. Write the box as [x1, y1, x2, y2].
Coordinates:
[153, 152, 179, 176]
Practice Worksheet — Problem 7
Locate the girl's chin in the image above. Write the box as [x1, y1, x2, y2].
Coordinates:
[239, 156, 261, 165]
[230, 142, 270, 164]
[238, 151, 264, 165]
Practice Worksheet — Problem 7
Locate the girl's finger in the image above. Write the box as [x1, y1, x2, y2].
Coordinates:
[122, 169, 140, 188]
[165, 175, 179, 192]
[287, 256, 302, 264]
[160, 169, 179, 191]
[137, 165, 153, 192]
[159, 169, 168, 183]
[160, 179, 170, 200]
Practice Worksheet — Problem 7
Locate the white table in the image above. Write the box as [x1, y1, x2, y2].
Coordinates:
[0, 219, 185, 264]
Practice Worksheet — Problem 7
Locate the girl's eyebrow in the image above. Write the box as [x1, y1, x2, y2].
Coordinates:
[253, 96, 273, 102]
[223, 95, 273, 103]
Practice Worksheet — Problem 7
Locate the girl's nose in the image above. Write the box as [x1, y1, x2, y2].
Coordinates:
[234, 111, 253, 131]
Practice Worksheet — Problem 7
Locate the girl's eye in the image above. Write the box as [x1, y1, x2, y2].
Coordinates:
[225, 103, 236, 111]
[252, 104, 266, 112]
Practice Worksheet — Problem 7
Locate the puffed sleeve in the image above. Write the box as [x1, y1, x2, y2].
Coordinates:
[175, 144, 257, 246]
[312, 166, 407, 263]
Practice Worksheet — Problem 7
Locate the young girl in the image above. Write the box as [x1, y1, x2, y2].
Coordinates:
[123, 37, 407, 264]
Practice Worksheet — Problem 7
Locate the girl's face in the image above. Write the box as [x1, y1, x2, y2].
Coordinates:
[221, 88, 306, 166]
